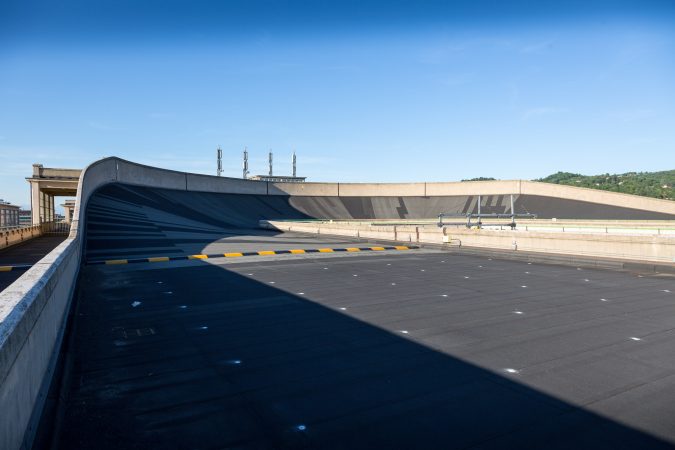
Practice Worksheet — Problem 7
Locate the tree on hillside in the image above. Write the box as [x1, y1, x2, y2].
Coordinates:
[536, 170, 674, 200]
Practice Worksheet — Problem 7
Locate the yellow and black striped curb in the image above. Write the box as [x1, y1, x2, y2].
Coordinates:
[0, 264, 33, 272]
[88, 245, 417, 266]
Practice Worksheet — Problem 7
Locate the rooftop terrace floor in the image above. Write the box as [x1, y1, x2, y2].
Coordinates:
[55, 239, 675, 449]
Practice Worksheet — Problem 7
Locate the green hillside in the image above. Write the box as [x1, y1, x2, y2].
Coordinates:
[537, 170, 675, 200]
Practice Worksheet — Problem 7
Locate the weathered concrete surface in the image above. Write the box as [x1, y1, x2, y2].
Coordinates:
[338, 182, 427, 197]
[116, 160, 187, 191]
[1, 226, 43, 251]
[0, 156, 120, 450]
[262, 220, 675, 265]
[186, 173, 268, 195]
[425, 180, 522, 196]
[0, 239, 79, 450]
[268, 181, 339, 196]
[521, 180, 675, 215]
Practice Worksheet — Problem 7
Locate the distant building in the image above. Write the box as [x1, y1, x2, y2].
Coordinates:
[248, 175, 307, 183]
[19, 210, 32, 227]
[0, 199, 20, 227]
[61, 199, 76, 223]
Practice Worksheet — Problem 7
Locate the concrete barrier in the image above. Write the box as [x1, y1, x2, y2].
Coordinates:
[186, 173, 268, 195]
[261, 220, 675, 265]
[425, 180, 522, 196]
[338, 182, 427, 197]
[520, 181, 675, 215]
[115, 159, 187, 191]
[0, 239, 79, 450]
[1, 226, 43, 251]
[268, 182, 339, 196]
[0, 156, 118, 450]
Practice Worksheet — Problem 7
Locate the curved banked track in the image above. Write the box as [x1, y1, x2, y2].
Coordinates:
[92, 183, 675, 227]
[83, 183, 674, 263]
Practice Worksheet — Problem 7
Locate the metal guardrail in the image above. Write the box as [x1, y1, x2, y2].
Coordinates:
[519, 225, 675, 235]
[40, 221, 71, 235]
[437, 212, 537, 229]
[438, 194, 537, 229]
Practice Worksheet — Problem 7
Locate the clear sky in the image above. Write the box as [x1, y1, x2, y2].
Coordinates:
[1, 0, 674, 208]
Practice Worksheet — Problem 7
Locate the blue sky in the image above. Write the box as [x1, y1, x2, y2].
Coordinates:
[1, 0, 674, 208]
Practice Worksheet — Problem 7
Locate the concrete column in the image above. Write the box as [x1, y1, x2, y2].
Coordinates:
[40, 191, 45, 223]
[48, 195, 54, 222]
[63, 205, 74, 224]
[30, 181, 41, 225]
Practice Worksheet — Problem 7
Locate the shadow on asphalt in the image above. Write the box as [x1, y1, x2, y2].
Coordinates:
[47, 259, 675, 450]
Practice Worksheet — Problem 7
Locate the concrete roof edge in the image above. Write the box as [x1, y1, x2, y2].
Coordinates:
[0, 239, 77, 384]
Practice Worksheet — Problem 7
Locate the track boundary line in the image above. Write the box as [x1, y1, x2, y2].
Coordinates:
[0, 264, 33, 272]
[87, 245, 418, 266]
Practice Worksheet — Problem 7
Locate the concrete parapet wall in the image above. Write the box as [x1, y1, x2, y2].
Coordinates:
[0, 239, 79, 450]
[1, 226, 43, 250]
[520, 181, 675, 215]
[261, 220, 675, 264]
[58, 157, 675, 218]
[70, 158, 118, 238]
[34, 167, 82, 179]
[116, 159, 187, 191]
[445, 228, 675, 263]
[425, 180, 522, 196]
[268, 182, 339, 196]
[338, 182, 427, 197]
[186, 173, 268, 195]
[0, 156, 119, 449]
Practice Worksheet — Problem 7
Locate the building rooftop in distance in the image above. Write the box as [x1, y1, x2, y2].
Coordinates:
[248, 175, 307, 183]
[0, 199, 20, 228]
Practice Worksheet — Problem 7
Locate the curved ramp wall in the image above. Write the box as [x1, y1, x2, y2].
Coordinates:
[1, 157, 675, 450]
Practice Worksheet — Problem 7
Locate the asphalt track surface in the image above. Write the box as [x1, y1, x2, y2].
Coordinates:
[49, 183, 675, 449]
[53, 242, 675, 449]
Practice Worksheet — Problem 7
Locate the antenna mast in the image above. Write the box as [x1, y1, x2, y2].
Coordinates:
[292, 150, 297, 177]
[268, 150, 273, 176]
[242, 147, 249, 179]
[216, 146, 223, 177]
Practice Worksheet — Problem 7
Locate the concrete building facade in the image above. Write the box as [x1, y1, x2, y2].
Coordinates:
[0, 200, 20, 228]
